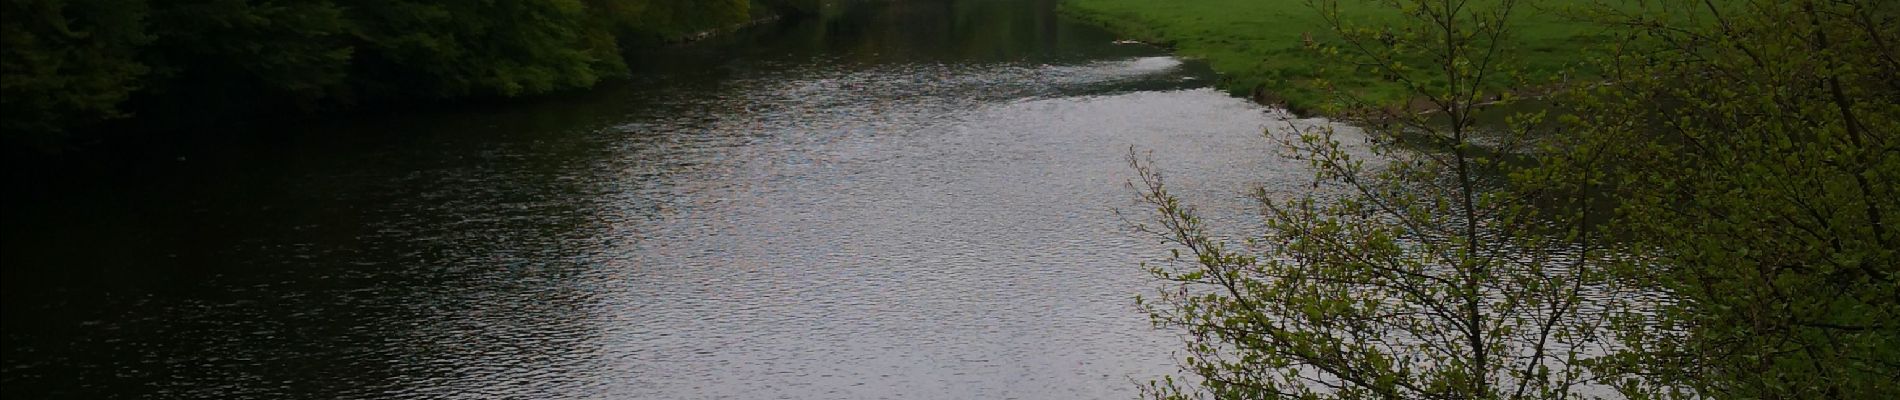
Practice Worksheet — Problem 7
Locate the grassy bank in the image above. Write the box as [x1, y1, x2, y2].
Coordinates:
[1059, 0, 1614, 111]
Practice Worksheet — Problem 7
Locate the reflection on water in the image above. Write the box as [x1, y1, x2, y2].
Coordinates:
[2, 1, 1315, 398]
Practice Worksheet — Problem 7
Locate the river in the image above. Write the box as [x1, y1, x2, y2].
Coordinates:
[1, 1, 1315, 398]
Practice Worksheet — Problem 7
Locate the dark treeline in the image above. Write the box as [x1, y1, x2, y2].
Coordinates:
[0, 0, 822, 155]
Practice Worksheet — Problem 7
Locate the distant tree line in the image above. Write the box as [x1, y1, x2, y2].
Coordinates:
[1, 0, 818, 154]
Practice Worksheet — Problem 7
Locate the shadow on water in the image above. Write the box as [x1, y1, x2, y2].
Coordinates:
[3, 1, 1293, 399]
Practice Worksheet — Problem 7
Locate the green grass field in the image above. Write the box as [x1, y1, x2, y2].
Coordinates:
[1060, 0, 1618, 111]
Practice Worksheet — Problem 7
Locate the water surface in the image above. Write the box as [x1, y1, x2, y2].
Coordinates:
[2, 1, 1313, 398]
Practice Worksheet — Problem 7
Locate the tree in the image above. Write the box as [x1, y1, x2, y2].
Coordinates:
[1558, 1, 1900, 398]
[1, 0, 150, 152]
[339, 0, 622, 100]
[1, 0, 782, 152]
[136, 0, 353, 128]
[1130, 0, 1618, 398]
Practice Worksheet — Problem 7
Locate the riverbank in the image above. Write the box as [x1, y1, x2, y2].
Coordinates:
[0, 0, 821, 156]
[1058, 0, 1611, 112]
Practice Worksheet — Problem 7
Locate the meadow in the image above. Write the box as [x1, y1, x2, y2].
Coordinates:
[1061, 0, 1621, 111]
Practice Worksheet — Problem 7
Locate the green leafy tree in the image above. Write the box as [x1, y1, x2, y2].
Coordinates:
[1556, 0, 1900, 398]
[137, 0, 352, 126]
[1130, 0, 1617, 398]
[340, 0, 622, 100]
[2, 0, 781, 151]
[1, 0, 150, 152]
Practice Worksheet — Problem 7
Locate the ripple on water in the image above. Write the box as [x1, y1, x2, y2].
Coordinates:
[548, 60, 1309, 398]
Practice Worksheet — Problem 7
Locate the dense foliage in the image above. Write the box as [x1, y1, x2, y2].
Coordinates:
[1133, 0, 1896, 399]
[1, 0, 151, 152]
[1561, 0, 1899, 397]
[0, 0, 809, 153]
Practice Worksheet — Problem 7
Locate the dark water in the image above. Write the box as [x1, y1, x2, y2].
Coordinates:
[3, 1, 1313, 398]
